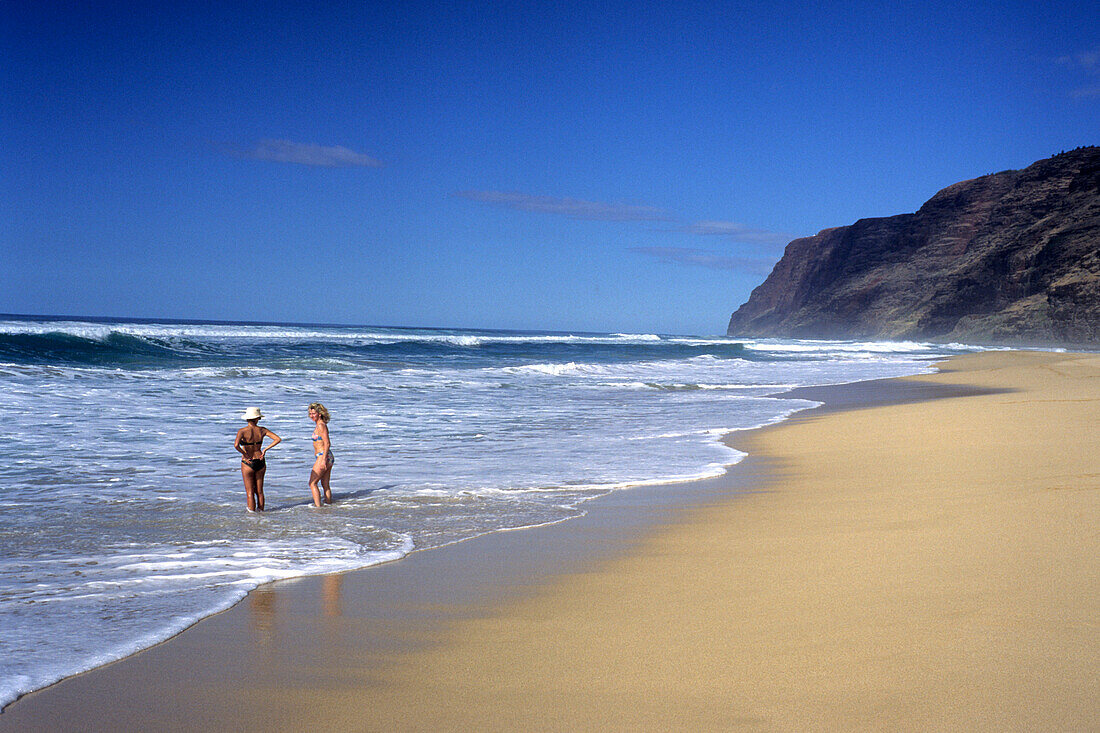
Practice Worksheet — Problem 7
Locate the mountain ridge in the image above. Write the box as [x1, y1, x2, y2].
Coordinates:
[727, 147, 1100, 346]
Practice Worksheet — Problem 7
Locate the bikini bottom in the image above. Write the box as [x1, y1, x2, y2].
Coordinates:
[242, 457, 266, 471]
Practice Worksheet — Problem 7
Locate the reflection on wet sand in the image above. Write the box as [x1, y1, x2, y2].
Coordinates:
[322, 574, 343, 618]
[248, 586, 276, 643]
[247, 574, 342, 644]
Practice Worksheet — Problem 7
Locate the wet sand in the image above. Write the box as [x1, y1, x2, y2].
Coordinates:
[3, 350, 1097, 731]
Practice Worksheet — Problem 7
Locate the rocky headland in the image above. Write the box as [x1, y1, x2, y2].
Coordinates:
[727, 147, 1100, 345]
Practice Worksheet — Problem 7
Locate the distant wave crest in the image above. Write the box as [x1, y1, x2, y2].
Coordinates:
[0, 320, 752, 367]
[0, 330, 204, 366]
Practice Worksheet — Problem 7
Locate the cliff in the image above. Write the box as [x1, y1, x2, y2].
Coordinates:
[727, 147, 1100, 345]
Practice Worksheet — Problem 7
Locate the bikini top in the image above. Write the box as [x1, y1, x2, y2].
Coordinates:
[240, 430, 263, 447]
[311, 435, 323, 442]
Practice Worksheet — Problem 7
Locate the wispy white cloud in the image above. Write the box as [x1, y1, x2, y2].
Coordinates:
[1056, 46, 1100, 98]
[1069, 86, 1100, 99]
[453, 190, 673, 222]
[454, 190, 790, 273]
[631, 246, 777, 274]
[235, 139, 383, 167]
[678, 220, 791, 247]
[1056, 47, 1100, 71]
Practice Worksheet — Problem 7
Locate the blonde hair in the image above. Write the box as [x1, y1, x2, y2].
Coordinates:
[308, 402, 330, 422]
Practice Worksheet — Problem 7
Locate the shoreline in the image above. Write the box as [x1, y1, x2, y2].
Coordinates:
[0, 358, 935, 714]
[3, 350, 1097, 730]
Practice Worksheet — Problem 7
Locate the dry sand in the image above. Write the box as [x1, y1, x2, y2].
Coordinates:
[4, 350, 1098, 731]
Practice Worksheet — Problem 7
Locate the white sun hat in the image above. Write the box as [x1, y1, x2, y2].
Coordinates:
[242, 407, 264, 421]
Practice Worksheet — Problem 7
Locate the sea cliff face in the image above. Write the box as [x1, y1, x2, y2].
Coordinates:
[727, 147, 1100, 345]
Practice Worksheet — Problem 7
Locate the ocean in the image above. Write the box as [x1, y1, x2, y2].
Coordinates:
[0, 315, 983, 708]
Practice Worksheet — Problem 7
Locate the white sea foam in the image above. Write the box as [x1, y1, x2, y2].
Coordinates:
[501, 361, 597, 376]
[740, 338, 980, 355]
[611, 332, 662, 340]
[0, 534, 414, 709]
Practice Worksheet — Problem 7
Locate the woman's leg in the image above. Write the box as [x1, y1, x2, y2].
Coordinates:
[309, 468, 323, 508]
[254, 466, 266, 511]
[242, 464, 258, 512]
[320, 460, 333, 505]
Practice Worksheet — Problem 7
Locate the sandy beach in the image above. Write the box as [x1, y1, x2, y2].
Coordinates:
[3, 350, 1097, 731]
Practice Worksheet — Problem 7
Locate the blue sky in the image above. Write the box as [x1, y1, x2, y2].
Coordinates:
[3, 1, 1097, 335]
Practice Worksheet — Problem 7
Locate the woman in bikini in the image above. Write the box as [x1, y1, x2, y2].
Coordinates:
[235, 407, 281, 512]
[308, 402, 334, 507]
